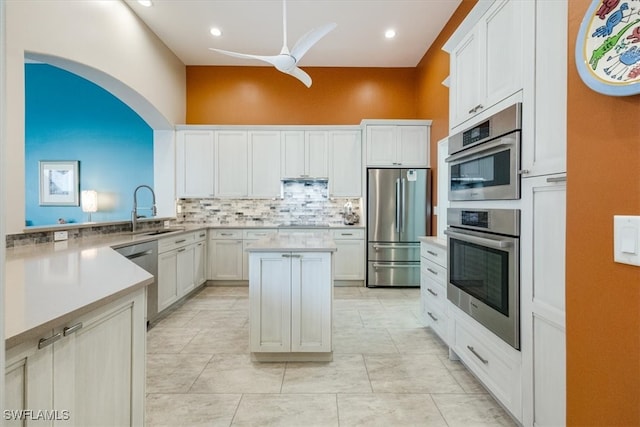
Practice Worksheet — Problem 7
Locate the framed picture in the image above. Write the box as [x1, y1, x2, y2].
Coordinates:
[39, 160, 80, 206]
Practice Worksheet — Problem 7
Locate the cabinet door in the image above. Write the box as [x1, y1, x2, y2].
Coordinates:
[176, 130, 215, 198]
[450, 28, 481, 128]
[291, 252, 332, 352]
[334, 239, 365, 280]
[194, 240, 207, 286]
[305, 131, 329, 178]
[177, 244, 196, 296]
[397, 126, 429, 167]
[249, 131, 282, 197]
[366, 126, 397, 166]
[208, 239, 244, 280]
[53, 289, 145, 427]
[249, 252, 292, 352]
[158, 250, 178, 312]
[329, 130, 362, 197]
[215, 131, 248, 197]
[281, 131, 305, 178]
[482, 0, 523, 111]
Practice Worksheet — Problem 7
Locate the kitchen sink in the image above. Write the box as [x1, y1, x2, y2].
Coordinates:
[143, 229, 184, 236]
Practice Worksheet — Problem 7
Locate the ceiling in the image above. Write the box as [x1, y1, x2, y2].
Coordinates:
[123, 0, 462, 68]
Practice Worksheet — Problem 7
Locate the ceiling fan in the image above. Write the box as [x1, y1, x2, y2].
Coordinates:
[209, 0, 336, 88]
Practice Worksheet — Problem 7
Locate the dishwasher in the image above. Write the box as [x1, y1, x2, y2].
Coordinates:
[115, 240, 158, 326]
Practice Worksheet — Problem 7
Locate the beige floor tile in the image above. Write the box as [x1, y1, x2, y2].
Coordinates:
[281, 354, 372, 393]
[333, 327, 398, 354]
[147, 353, 212, 393]
[432, 393, 518, 427]
[185, 309, 249, 329]
[333, 298, 384, 310]
[387, 327, 449, 355]
[231, 394, 339, 427]
[182, 297, 239, 310]
[181, 327, 249, 354]
[358, 308, 424, 329]
[152, 309, 200, 329]
[337, 393, 448, 427]
[201, 285, 249, 297]
[190, 353, 285, 394]
[333, 309, 364, 329]
[364, 354, 464, 393]
[145, 393, 240, 427]
[147, 327, 200, 354]
[438, 357, 489, 393]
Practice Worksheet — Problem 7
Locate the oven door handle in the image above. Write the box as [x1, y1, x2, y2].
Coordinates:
[444, 229, 513, 249]
[445, 135, 518, 163]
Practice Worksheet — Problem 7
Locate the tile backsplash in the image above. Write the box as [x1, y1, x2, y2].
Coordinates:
[176, 181, 362, 226]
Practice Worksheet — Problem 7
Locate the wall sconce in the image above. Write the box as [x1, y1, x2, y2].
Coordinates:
[81, 190, 98, 222]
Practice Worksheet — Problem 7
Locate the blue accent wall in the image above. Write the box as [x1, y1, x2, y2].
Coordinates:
[25, 64, 154, 226]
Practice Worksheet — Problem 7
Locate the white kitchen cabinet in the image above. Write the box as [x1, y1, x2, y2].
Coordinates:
[249, 251, 332, 355]
[5, 289, 146, 427]
[249, 131, 282, 198]
[176, 243, 196, 296]
[420, 239, 448, 343]
[175, 129, 215, 198]
[521, 173, 566, 426]
[194, 231, 208, 286]
[158, 249, 179, 312]
[215, 130, 248, 197]
[364, 122, 430, 167]
[281, 131, 329, 178]
[328, 129, 362, 197]
[208, 230, 244, 281]
[448, 0, 524, 130]
[331, 229, 365, 281]
[158, 232, 203, 313]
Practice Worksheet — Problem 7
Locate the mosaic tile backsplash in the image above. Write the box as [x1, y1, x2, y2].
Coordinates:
[175, 181, 362, 226]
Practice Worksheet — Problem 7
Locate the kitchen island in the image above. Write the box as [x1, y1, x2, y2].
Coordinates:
[246, 231, 337, 362]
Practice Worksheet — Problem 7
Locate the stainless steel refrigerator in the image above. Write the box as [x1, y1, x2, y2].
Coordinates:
[367, 168, 431, 287]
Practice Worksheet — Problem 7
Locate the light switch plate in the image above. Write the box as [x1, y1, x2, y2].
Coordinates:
[53, 231, 68, 241]
[614, 216, 640, 266]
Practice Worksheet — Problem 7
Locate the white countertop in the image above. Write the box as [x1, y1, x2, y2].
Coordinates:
[418, 236, 447, 249]
[245, 231, 337, 252]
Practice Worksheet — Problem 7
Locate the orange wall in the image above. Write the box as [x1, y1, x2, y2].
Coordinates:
[187, 66, 418, 124]
[566, 1, 640, 425]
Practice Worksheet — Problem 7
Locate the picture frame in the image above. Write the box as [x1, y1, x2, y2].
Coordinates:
[39, 160, 80, 206]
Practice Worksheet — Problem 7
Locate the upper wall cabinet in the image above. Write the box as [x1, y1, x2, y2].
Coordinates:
[215, 130, 248, 197]
[175, 130, 215, 198]
[447, 0, 524, 131]
[281, 131, 329, 179]
[249, 131, 282, 198]
[328, 130, 362, 197]
[363, 121, 431, 167]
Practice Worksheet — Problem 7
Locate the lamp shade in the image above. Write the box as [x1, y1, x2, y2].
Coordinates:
[81, 190, 98, 213]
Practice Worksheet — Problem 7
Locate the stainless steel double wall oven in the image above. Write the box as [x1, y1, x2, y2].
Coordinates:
[445, 103, 522, 349]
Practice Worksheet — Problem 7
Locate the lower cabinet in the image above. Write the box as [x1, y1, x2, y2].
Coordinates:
[420, 239, 448, 343]
[249, 251, 332, 355]
[208, 230, 244, 281]
[4, 288, 146, 426]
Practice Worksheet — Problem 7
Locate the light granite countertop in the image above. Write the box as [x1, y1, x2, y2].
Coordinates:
[245, 231, 337, 252]
[418, 236, 447, 249]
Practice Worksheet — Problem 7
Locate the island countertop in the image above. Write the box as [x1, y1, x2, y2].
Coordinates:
[245, 231, 337, 252]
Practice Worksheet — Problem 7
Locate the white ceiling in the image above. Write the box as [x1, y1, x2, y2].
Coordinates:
[123, 0, 462, 68]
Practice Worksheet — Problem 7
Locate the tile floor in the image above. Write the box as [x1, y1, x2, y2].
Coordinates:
[146, 285, 518, 427]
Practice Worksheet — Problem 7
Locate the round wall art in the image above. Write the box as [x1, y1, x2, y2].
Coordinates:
[576, 0, 640, 96]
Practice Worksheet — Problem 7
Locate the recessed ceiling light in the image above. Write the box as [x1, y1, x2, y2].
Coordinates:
[210, 27, 223, 37]
[385, 29, 396, 39]
[137, 0, 152, 7]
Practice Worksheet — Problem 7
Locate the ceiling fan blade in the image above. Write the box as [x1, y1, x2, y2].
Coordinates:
[286, 66, 312, 88]
[290, 22, 337, 62]
[209, 48, 279, 67]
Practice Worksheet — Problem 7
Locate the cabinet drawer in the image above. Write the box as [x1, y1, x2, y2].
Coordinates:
[194, 229, 208, 242]
[243, 229, 276, 240]
[158, 232, 195, 253]
[330, 229, 365, 239]
[420, 242, 447, 267]
[424, 302, 448, 343]
[210, 229, 243, 239]
[421, 258, 446, 287]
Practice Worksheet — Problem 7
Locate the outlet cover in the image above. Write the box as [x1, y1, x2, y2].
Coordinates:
[54, 231, 68, 241]
[614, 216, 640, 266]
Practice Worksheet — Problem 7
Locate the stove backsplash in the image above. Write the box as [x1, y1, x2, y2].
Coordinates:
[175, 181, 362, 227]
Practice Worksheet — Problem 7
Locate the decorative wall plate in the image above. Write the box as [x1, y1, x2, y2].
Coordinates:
[576, 0, 640, 96]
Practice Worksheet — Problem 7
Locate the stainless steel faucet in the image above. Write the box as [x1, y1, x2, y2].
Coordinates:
[132, 185, 157, 232]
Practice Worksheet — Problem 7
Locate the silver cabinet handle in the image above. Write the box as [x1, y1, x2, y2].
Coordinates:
[175, 239, 187, 244]
[373, 264, 419, 269]
[290, 254, 302, 258]
[199, 233, 206, 238]
[468, 104, 484, 114]
[177, 248, 186, 253]
[341, 233, 354, 236]
[426, 268, 438, 276]
[427, 288, 438, 297]
[444, 229, 513, 249]
[373, 244, 418, 250]
[426, 250, 438, 257]
[395, 178, 401, 233]
[467, 345, 488, 365]
[518, 169, 530, 175]
[63, 322, 83, 336]
[546, 176, 567, 183]
[38, 332, 62, 349]
[281, 254, 291, 258]
[220, 233, 232, 236]
[427, 312, 438, 322]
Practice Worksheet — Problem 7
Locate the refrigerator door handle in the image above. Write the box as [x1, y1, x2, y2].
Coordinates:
[395, 178, 401, 233]
[401, 178, 406, 232]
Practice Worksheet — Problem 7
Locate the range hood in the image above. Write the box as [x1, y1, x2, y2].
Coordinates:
[281, 176, 329, 183]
